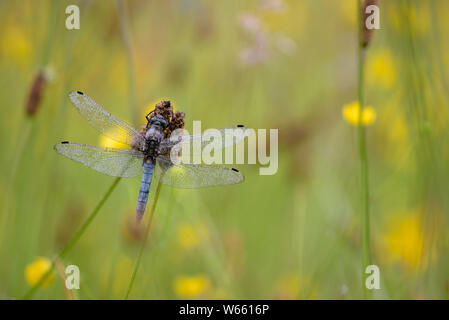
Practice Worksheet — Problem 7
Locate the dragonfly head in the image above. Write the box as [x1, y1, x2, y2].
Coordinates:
[147, 114, 168, 130]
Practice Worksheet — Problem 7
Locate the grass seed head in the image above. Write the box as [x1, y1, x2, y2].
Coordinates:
[25, 70, 48, 117]
[361, 0, 379, 48]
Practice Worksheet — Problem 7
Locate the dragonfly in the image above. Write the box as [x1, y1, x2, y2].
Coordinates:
[54, 91, 246, 221]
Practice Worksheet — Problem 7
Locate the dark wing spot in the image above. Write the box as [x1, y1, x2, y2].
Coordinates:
[61, 141, 69, 144]
[237, 124, 245, 128]
[76, 91, 84, 95]
[231, 168, 239, 172]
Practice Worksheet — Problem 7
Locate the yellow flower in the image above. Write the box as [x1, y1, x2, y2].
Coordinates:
[99, 128, 130, 149]
[366, 49, 397, 89]
[342, 101, 376, 126]
[1, 26, 32, 67]
[382, 213, 425, 271]
[25, 257, 54, 288]
[174, 274, 211, 298]
[177, 223, 202, 250]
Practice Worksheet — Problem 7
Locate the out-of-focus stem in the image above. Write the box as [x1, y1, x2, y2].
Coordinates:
[357, 0, 372, 300]
[54, 258, 76, 300]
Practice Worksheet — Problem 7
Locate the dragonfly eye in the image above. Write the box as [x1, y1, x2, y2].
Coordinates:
[148, 114, 168, 128]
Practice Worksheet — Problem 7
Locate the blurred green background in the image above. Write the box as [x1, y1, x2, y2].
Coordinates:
[1, 0, 449, 299]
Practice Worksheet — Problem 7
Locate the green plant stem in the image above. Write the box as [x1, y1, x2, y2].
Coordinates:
[22, 177, 121, 300]
[124, 180, 163, 299]
[117, 0, 138, 126]
[357, 0, 372, 299]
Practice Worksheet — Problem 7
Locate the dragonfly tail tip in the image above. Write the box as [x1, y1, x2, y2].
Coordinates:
[135, 210, 144, 223]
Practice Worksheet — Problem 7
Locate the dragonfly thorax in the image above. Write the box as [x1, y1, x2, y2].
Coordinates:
[144, 114, 167, 157]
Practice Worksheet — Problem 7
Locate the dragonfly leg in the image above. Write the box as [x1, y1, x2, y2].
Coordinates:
[145, 110, 155, 128]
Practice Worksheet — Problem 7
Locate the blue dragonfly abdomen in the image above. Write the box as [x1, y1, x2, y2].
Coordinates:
[136, 159, 155, 221]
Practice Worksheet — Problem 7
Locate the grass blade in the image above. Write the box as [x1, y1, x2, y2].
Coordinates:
[357, 0, 372, 299]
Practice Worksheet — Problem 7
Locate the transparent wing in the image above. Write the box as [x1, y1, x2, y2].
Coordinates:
[155, 156, 244, 188]
[68, 91, 145, 149]
[54, 142, 144, 178]
[158, 126, 250, 155]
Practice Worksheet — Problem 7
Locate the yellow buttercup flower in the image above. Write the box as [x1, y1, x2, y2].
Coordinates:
[25, 257, 54, 288]
[342, 101, 376, 126]
[382, 213, 426, 272]
[99, 128, 130, 149]
[1, 26, 32, 67]
[174, 274, 211, 298]
[177, 223, 201, 250]
[366, 49, 397, 89]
